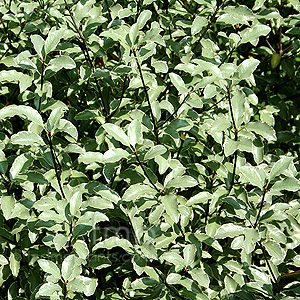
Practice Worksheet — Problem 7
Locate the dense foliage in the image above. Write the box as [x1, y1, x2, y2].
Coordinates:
[0, 0, 300, 299]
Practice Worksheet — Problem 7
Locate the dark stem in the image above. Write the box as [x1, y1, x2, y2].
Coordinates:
[64, 0, 108, 116]
[132, 48, 159, 143]
[45, 132, 66, 199]
[253, 188, 267, 228]
[133, 150, 162, 194]
[38, 58, 45, 112]
[219, 46, 236, 67]
[192, 0, 226, 52]
[258, 241, 281, 292]
[158, 93, 190, 128]
[107, 74, 128, 120]
[104, 0, 112, 21]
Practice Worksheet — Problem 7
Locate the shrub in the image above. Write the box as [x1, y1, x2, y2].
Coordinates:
[0, 0, 300, 299]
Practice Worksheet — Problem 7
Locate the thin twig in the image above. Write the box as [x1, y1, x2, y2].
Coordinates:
[219, 46, 236, 67]
[133, 150, 162, 194]
[107, 74, 128, 120]
[132, 48, 160, 143]
[64, 0, 108, 116]
[104, 0, 112, 22]
[192, 0, 226, 52]
[253, 188, 267, 228]
[157, 93, 190, 128]
[38, 58, 45, 112]
[45, 132, 66, 199]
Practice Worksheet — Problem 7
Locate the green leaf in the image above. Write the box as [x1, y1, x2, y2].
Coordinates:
[189, 268, 210, 288]
[45, 28, 64, 54]
[215, 223, 244, 239]
[9, 153, 33, 180]
[263, 241, 284, 263]
[53, 234, 69, 252]
[129, 23, 139, 45]
[245, 121, 276, 141]
[165, 175, 198, 189]
[103, 148, 129, 163]
[269, 157, 293, 181]
[237, 59, 260, 79]
[0, 105, 43, 126]
[47, 56, 76, 72]
[30, 34, 45, 58]
[11, 131, 45, 146]
[169, 73, 189, 94]
[9, 251, 20, 277]
[62, 255, 80, 282]
[0, 255, 8, 266]
[92, 237, 133, 253]
[271, 177, 300, 192]
[166, 273, 182, 284]
[161, 252, 185, 271]
[239, 165, 266, 189]
[225, 275, 238, 293]
[38, 259, 61, 279]
[70, 190, 82, 216]
[122, 184, 157, 201]
[37, 283, 62, 297]
[1, 195, 15, 220]
[241, 24, 271, 46]
[78, 152, 104, 164]
[127, 119, 142, 147]
[144, 145, 167, 160]
[186, 192, 211, 206]
[161, 194, 179, 223]
[0, 150, 8, 174]
[73, 240, 89, 259]
[191, 16, 208, 35]
[47, 107, 67, 132]
[137, 10, 152, 29]
[103, 123, 130, 146]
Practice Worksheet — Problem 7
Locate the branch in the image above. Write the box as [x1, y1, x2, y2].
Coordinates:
[107, 74, 128, 120]
[64, 0, 109, 116]
[133, 150, 162, 194]
[132, 48, 160, 143]
[45, 132, 66, 199]
[253, 187, 267, 229]
[38, 58, 45, 112]
[192, 0, 226, 52]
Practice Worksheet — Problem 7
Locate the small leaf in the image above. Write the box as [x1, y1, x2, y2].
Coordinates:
[103, 148, 129, 163]
[189, 268, 210, 288]
[144, 145, 167, 160]
[38, 259, 61, 279]
[191, 16, 208, 35]
[237, 58, 260, 79]
[70, 190, 82, 216]
[103, 123, 130, 146]
[137, 10, 152, 29]
[129, 23, 139, 45]
[11, 131, 45, 146]
[215, 223, 245, 239]
[239, 165, 266, 189]
[271, 177, 300, 192]
[161, 194, 179, 223]
[73, 240, 89, 259]
[245, 121, 276, 141]
[45, 28, 64, 54]
[30, 35, 45, 58]
[269, 157, 293, 181]
[169, 73, 189, 94]
[128, 119, 142, 147]
[48, 56, 76, 72]
[165, 175, 198, 189]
